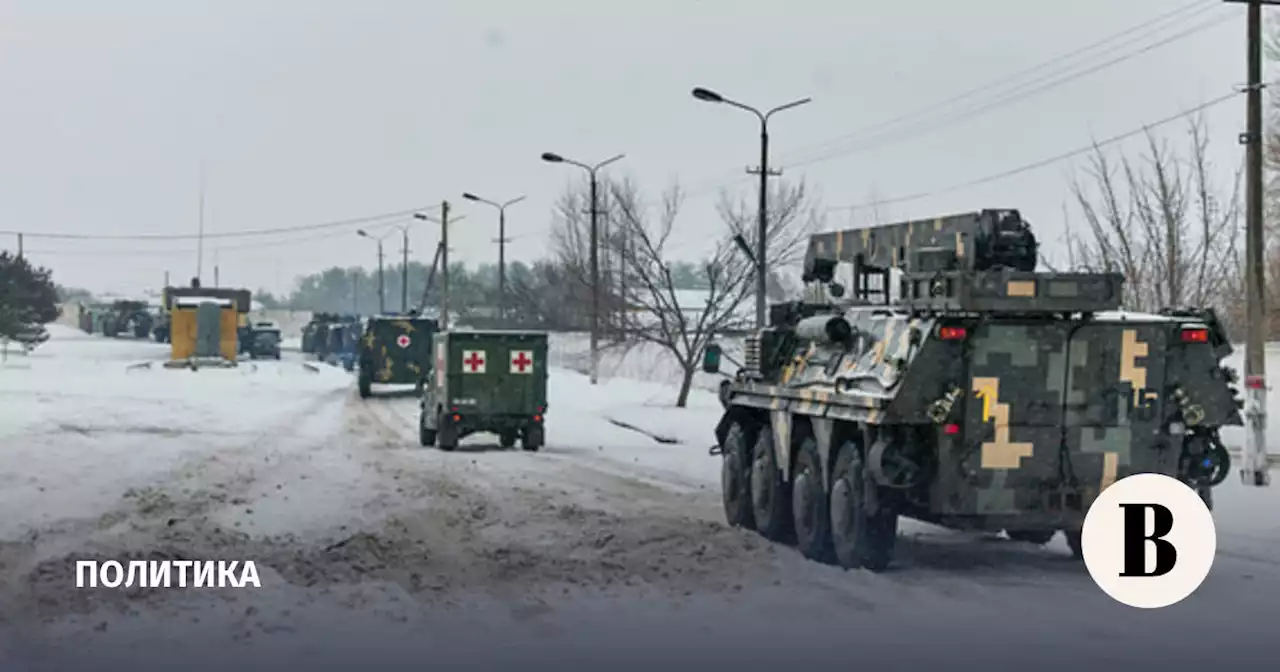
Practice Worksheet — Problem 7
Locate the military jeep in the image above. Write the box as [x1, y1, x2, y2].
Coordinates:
[357, 315, 438, 398]
[419, 330, 549, 451]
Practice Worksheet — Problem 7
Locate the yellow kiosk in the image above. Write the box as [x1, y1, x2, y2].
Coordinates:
[161, 285, 251, 368]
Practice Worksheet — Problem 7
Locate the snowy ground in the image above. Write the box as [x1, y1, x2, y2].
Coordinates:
[0, 325, 1278, 669]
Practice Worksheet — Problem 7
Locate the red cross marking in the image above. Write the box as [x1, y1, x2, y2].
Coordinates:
[397, 335, 410, 348]
[464, 351, 485, 372]
[512, 351, 533, 372]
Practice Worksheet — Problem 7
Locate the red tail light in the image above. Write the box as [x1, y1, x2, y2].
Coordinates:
[943, 423, 960, 435]
[938, 326, 967, 341]
[533, 414, 543, 423]
[1246, 375, 1265, 389]
[451, 413, 461, 422]
[1180, 328, 1209, 344]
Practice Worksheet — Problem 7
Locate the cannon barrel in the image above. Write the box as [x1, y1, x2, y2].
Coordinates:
[794, 314, 854, 345]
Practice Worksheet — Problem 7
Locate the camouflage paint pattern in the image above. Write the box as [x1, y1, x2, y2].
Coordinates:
[359, 317, 438, 385]
[718, 308, 1243, 530]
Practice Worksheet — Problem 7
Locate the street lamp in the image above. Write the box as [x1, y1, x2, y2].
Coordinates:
[356, 228, 393, 314]
[540, 151, 625, 385]
[463, 192, 527, 323]
[691, 86, 811, 329]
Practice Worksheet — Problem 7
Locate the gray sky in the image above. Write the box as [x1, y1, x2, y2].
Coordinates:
[0, 0, 1251, 296]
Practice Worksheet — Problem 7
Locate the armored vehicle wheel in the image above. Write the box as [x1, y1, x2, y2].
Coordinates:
[1007, 530, 1056, 545]
[437, 412, 459, 452]
[522, 426, 543, 452]
[500, 432, 517, 449]
[750, 428, 793, 542]
[1064, 530, 1083, 560]
[792, 435, 834, 562]
[720, 421, 756, 530]
[829, 441, 897, 572]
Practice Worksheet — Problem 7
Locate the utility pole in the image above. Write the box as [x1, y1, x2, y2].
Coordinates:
[440, 201, 450, 330]
[540, 152, 625, 385]
[462, 192, 526, 324]
[691, 87, 811, 328]
[747, 148, 782, 329]
[1226, 0, 1276, 485]
[16, 233, 22, 258]
[376, 240, 385, 314]
[353, 274, 359, 315]
[400, 227, 409, 313]
[164, 271, 170, 288]
[213, 248, 220, 287]
[196, 165, 205, 284]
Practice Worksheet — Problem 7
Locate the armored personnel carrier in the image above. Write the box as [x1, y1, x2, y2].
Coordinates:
[704, 209, 1241, 572]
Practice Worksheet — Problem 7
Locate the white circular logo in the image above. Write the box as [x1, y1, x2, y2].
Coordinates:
[1080, 473, 1216, 609]
[396, 335, 410, 348]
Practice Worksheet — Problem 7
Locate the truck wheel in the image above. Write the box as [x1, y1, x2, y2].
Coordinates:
[1007, 530, 1056, 545]
[829, 440, 897, 572]
[357, 371, 371, 399]
[418, 410, 436, 447]
[750, 428, 793, 542]
[1064, 530, 1083, 560]
[522, 427, 543, 452]
[720, 421, 757, 530]
[792, 435, 834, 562]
[437, 411, 458, 452]
[499, 432, 517, 450]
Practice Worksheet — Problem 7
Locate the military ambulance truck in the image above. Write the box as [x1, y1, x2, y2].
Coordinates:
[357, 315, 438, 398]
[419, 330, 549, 452]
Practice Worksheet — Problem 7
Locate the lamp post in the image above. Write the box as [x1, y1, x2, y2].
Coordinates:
[356, 228, 392, 314]
[691, 86, 811, 329]
[540, 151, 625, 385]
[462, 192, 527, 323]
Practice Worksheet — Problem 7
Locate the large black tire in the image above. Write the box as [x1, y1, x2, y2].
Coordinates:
[500, 432, 517, 449]
[720, 421, 757, 530]
[522, 426, 543, 452]
[829, 441, 897, 572]
[750, 427, 793, 542]
[1007, 530, 1057, 545]
[437, 411, 458, 451]
[418, 410, 436, 447]
[792, 435, 834, 562]
[357, 366, 372, 399]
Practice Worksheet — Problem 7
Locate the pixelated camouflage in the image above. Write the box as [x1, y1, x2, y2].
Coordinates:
[711, 208, 1242, 570]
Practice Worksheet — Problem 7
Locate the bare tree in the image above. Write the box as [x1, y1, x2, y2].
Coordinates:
[1062, 116, 1241, 331]
[606, 178, 821, 407]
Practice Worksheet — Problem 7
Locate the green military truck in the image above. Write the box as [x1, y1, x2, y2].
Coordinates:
[357, 315, 439, 398]
[419, 330, 549, 452]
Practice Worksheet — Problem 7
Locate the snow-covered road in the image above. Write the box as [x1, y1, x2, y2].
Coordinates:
[1, 325, 1278, 669]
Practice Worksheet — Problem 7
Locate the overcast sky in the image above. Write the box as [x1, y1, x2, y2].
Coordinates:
[0, 0, 1255, 296]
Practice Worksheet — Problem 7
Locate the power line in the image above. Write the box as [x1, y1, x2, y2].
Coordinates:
[22, 219, 406, 258]
[2, 204, 438, 241]
[826, 89, 1242, 213]
[781, 0, 1219, 165]
[677, 1, 1225, 201]
[786, 7, 1234, 170]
